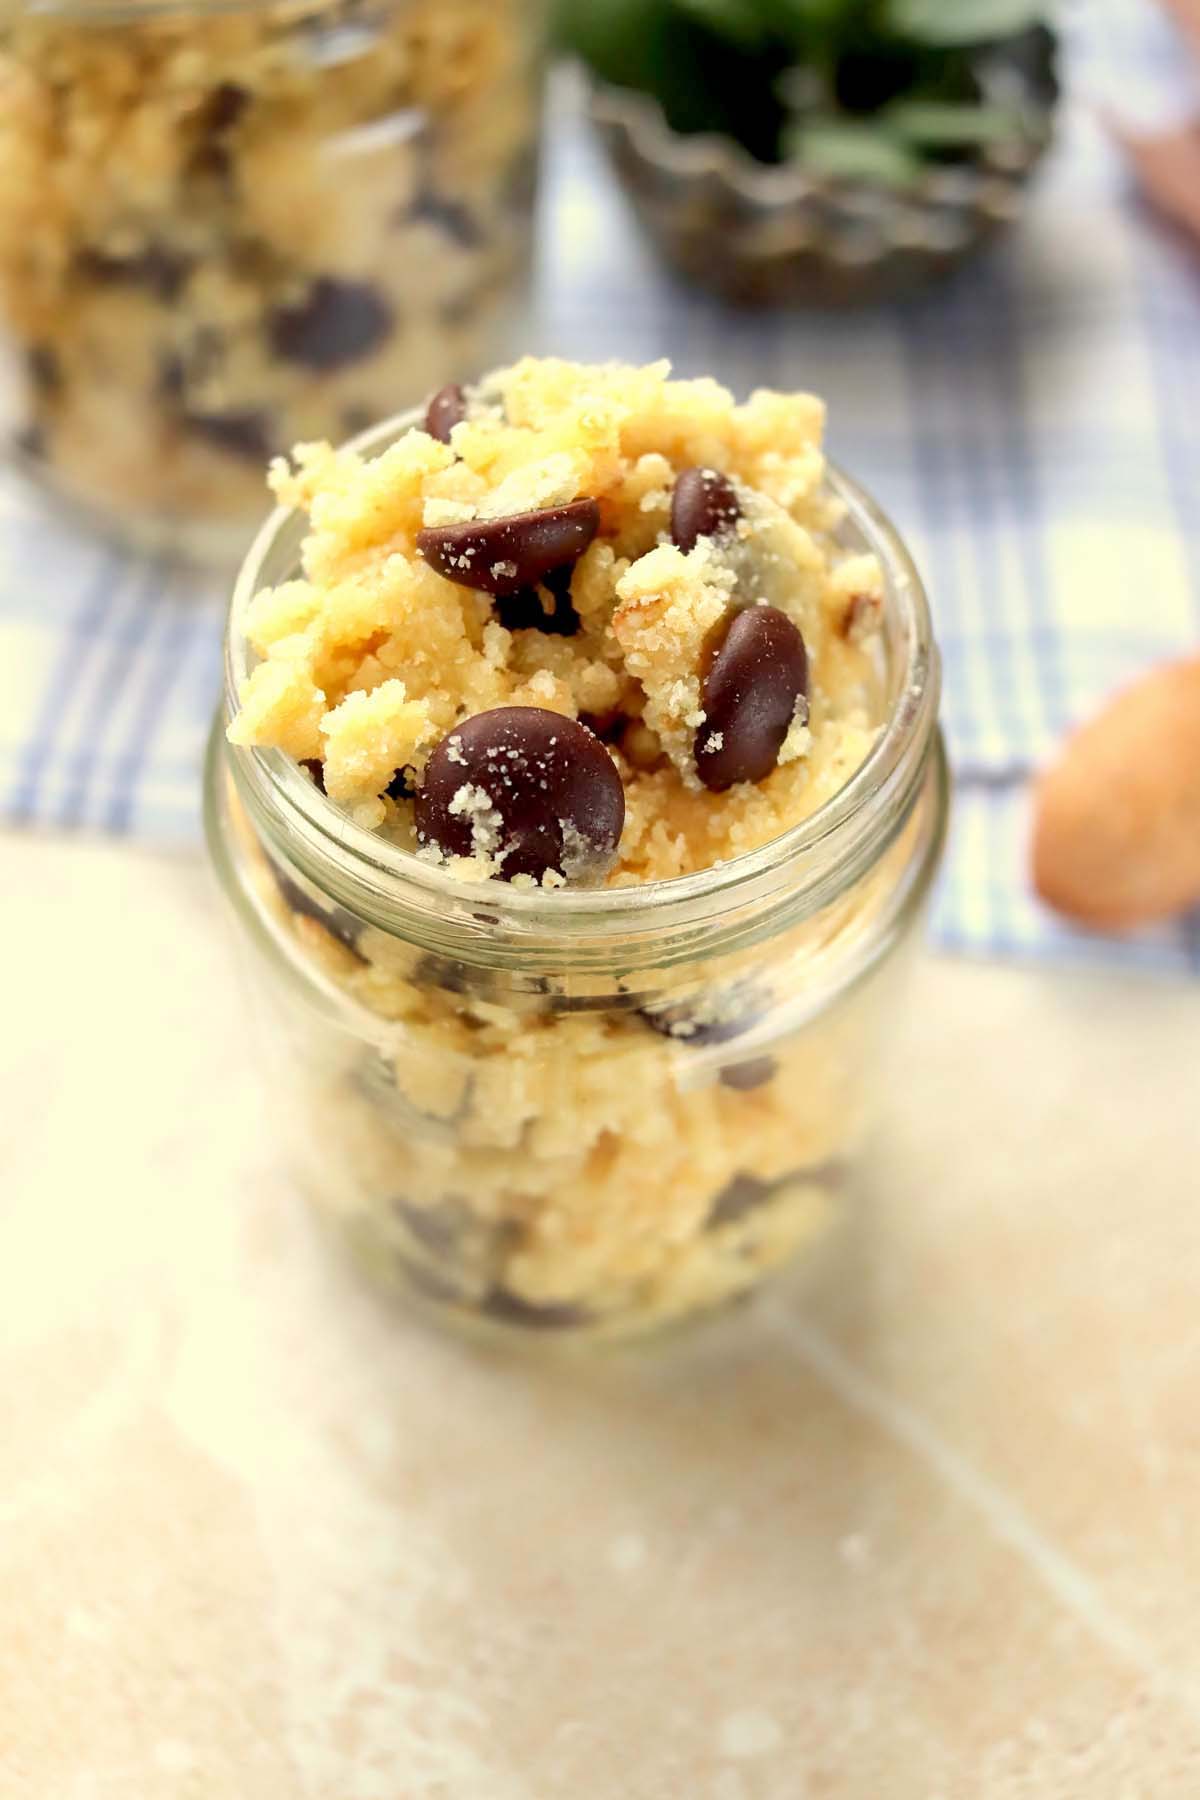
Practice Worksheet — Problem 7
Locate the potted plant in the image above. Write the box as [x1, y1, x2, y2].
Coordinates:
[555, 0, 1059, 304]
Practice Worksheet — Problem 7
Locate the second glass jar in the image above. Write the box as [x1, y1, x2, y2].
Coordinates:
[0, 0, 543, 561]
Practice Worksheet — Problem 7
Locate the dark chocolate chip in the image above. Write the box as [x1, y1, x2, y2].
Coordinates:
[26, 344, 60, 394]
[410, 189, 482, 248]
[385, 765, 415, 800]
[75, 244, 191, 303]
[412, 951, 476, 996]
[424, 382, 466, 444]
[708, 1172, 774, 1227]
[159, 326, 224, 405]
[696, 605, 809, 792]
[203, 81, 250, 133]
[416, 499, 599, 598]
[188, 143, 234, 186]
[493, 563, 580, 637]
[671, 466, 741, 553]
[394, 1197, 463, 1259]
[639, 993, 760, 1046]
[413, 706, 625, 884]
[15, 421, 46, 461]
[271, 862, 364, 958]
[720, 1056, 778, 1092]
[267, 278, 393, 372]
[578, 710, 625, 744]
[482, 1289, 588, 1331]
[182, 408, 272, 462]
[158, 352, 186, 401]
[709, 1162, 843, 1229]
[300, 758, 326, 793]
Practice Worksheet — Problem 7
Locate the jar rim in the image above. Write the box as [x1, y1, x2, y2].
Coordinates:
[222, 402, 941, 957]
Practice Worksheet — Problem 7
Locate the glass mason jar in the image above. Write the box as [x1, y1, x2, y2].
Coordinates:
[206, 411, 948, 1342]
[0, 0, 543, 563]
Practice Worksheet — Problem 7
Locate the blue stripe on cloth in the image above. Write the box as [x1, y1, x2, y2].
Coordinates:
[103, 570, 201, 834]
[52, 559, 173, 830]
[4, 539, 122, 823]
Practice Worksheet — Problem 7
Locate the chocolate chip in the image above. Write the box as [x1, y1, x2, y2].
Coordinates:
[639, 992, 760, 1045]
[159, 326, 224, 404]
[424, 383, 466, 443]
[671, 466, 740, 553]
[75, 244, 191, 303]
[709, 1162, 843, 1229]
[300, 758, 326, 793]
[271, 862, 364, 958]
[15, 421, 46, 461]
[394, 1197, 464, 1259]
[158, 353, 185, 401]
[188, 143, 234, 186]
[416, 499, 599, 598]
[385, 765, 414, 800]
[720, 1056, 778, 1092]
[578, 710, 624, 744]
[696, 606, 809, 792]
[26, 344, 60, 394]
[267, 278, 392, 372]
[203, 81, 249, 133]
[410, 189, 482, 248]
[482, 1289, 588, 1331]
[412, 951, 476, 997]
[413, 706, 625, 884]
[493, 563, 580, 636]
[182, 408, 272, 462]
[708, 1172, 774, 1227]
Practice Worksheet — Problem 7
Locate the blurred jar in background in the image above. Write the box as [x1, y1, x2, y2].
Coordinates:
[0, 0, 544, 563]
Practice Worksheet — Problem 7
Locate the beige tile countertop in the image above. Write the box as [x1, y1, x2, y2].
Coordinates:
[4, 832, 1200, 1798]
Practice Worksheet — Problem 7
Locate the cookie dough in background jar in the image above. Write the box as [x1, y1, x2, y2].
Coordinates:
[0, 0, 544, 564]
[205, 366, 948, 1344]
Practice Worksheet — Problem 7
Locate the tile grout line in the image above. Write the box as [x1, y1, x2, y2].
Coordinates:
[763, 1306, 1200, 1726]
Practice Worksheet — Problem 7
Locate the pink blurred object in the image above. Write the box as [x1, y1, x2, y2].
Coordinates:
[1119, 2, 1200, 243]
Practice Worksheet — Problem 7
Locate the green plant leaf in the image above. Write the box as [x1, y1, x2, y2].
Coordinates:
[551, 0, 669, 78]
[784, 115, 923, 182]
[675, 0, 773, 48]
[883, 0, 1047, 45]
[757, 0, 884, 57]
[884, 98, 1024, 144]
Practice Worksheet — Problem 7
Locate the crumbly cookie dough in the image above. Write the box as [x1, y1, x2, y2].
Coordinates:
[221, 358, 923, 1338]
[0, 0, 537, 553]
[231, 357, 886, 881]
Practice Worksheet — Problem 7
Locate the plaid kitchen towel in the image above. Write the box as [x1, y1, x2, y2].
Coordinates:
[1, 0, 1197, 972]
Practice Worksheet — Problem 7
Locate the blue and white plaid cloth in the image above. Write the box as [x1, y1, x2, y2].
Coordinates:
[1, 1, 1197, 972]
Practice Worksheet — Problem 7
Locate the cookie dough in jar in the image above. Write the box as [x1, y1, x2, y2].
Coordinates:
[207, 359, 947, 1341]
[0, 0, 543, 563]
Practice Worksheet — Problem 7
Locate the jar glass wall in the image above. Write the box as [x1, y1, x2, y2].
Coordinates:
[207, 421, 947, 1342]
[0, 0, 543, 563]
